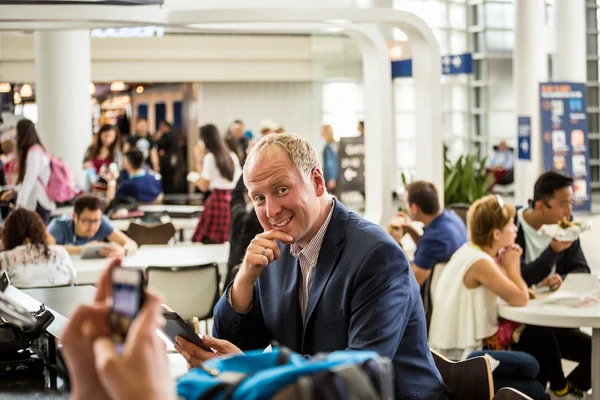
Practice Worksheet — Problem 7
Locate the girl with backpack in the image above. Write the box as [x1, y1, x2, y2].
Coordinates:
[11, 119, 55, 224]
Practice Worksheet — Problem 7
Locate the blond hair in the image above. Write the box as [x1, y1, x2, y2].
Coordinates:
[245, 133, 320, 182]
[467, 195, 516, 248]
[321, 124, 334, 142]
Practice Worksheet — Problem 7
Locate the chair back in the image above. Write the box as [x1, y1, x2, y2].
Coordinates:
[493, 387, 533, 400]
[431, 349, 494, 400]
[421, 262, 447, 333]
[126, 221, 176, 246]
[146, 263, 219, 321]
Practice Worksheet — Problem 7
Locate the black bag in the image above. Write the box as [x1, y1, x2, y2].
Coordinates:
[0, 304, 54, 356]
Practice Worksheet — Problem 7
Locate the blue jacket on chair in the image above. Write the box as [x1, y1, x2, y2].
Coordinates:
[213, 200, 448, 399]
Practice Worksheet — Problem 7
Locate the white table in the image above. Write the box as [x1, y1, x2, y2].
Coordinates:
[499, 298, 600, 399]
[71, 243, 230, 285]
[52, 204, 203, 217]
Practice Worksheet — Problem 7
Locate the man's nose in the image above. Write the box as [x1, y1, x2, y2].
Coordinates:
[265, 198, 281, 219]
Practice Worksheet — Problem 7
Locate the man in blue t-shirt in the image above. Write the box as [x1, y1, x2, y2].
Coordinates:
[48, 194, 138, 257]
[106, 148, 163, 204]
[387, 181, 467, 286]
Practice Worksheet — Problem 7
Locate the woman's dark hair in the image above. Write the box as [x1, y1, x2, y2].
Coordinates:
[2, 209, 50, 259]
[91, 124, 120, 160]
[200, 124, 234, 181]
[16, 119, 45, 185]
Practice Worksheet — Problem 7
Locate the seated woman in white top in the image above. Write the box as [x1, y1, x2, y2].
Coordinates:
[0, 209, 75, 288]
[429, 195, 528, 360]
[429, 195, 583, 399]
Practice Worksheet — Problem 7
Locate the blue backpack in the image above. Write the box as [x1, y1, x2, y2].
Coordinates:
[177, 347, 394, 400]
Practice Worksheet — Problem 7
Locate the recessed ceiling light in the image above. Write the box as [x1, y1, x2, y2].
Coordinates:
[136, 86, 144, 94]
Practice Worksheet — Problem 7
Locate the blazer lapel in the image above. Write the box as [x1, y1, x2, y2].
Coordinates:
[302, 238, 342, 332]
[302, 200, 348, 332]
[280, 248, 302, 351]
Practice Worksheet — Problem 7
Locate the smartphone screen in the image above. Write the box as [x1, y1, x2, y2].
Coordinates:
[109, 267, 144, 352]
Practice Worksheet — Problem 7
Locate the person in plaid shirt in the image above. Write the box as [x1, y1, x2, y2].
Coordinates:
[191, 124, 242, 244]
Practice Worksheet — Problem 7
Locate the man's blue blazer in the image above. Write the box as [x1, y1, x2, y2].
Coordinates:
[213, 199, 447, 399]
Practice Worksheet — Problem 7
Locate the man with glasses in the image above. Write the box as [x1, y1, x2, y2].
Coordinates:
[47, 194, 137, 257]
[516, 171, 589, 290]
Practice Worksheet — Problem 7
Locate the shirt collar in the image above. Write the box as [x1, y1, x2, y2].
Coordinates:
[131, 170, 146, 179]
[290, 199, 335, 261]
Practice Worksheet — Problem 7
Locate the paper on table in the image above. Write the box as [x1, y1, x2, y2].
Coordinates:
[541, 273, 600, 307]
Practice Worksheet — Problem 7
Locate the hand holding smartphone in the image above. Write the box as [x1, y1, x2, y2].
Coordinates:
[109, 267, 145, 352]
[162, 310, 214, 353]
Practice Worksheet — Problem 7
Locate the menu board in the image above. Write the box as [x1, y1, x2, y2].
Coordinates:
[336, 136, 365, 205]
[540, 82, 591, 212]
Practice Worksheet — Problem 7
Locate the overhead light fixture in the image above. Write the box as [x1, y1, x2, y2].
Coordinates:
[20, 84, 33, 98]
[0, 83, 11, 93]
[110, 81, 127, 91]
[89, 82, 96, 95]
[14, 92, 21, 104]
[136, 86, 144, 94]
[325, 19, 351, 24]
[324, 27, 344, 33]
[389, 45, 404, 61]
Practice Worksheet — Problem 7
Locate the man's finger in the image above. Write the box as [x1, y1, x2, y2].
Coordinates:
[251, 239, 281, 261]
[94, 259, 122, 303]
[174, 337, 213, 365]
[258, 230, 293, 244]
[202, 335, 241, 355]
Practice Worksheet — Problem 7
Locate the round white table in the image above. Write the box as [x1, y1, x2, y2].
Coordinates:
[499, 298, 600, 399]
[71, 243, 230, 285]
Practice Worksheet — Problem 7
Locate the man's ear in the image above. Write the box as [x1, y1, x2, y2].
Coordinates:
[311, 168, 326, 196]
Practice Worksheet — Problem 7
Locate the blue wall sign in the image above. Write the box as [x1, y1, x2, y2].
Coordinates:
[391, 53, 473, 78]
[517, 116, 531, 161]
[539, 82, 591, 212]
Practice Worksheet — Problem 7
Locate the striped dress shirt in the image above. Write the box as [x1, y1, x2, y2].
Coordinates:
[290, 200, 335, 322]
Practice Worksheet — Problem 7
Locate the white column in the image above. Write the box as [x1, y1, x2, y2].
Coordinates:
[554, 0, 587, 82]
[34, 30, 91, 188]
[514, 0, 548, 206]
[347, 25, 395, 225]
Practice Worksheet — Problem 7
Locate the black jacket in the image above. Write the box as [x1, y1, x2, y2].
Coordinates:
[226, 175, 263, 284]
[515, 213, 590, 286]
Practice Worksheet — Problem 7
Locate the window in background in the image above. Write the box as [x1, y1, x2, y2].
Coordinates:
[137, 104, 148, 120]
[14, 103, 38, 123]
[173, 101, 182, 131]
[321, 82, 364, 140]
[154, 102, 166, 132]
